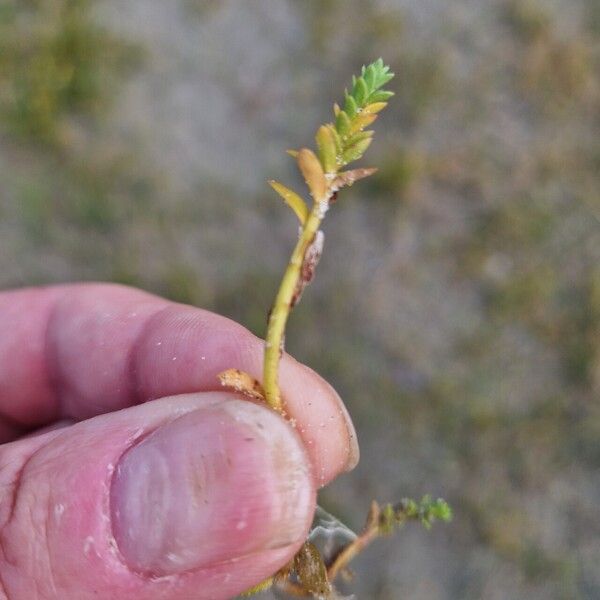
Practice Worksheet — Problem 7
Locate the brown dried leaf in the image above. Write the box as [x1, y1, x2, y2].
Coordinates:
[291, 230, 324, 309]
[365, 500, 381, 530]
[217, 369, 265, 402]
[332, 167, 378, 190]
[293, 542, 332, 597]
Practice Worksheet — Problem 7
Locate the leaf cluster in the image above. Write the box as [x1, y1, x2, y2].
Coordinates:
[268, 59, 394, 222]
[325, 58, 395, 169]
[379, 495, 453, 534]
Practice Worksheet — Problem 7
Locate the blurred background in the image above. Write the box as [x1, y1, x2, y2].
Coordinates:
[1, 1, 599, 598]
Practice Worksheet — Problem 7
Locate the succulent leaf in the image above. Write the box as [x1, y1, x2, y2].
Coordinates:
[316, 125, 338, 173]
[344, 91, 358, 118]
[335, 110, 351, 136]
[353, 76, 369, 105]
[268, 180, 309, 224]
[342, 136, 372, 164]
[362, 63, 375, 89]
[344, 130, 374, 148]
[326, 124, 343, 156]
[297, 148, 327, 201]
[363, 101, 387, 114]
[326, 60, 394, 171]
[349, 112, 378, 135]
[368, 89, 394, 103]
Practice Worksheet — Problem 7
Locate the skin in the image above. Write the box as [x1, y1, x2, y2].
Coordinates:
[0, 283, 359, 599]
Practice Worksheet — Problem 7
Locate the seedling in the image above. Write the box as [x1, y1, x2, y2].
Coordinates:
[218, 60, 451, 598]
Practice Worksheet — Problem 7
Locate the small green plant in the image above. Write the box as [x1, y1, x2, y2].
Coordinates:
[219, 59, 451, 598]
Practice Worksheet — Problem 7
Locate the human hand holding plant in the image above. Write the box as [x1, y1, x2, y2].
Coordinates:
[0, 284, 355, 599]
[0, 60, 450, 600]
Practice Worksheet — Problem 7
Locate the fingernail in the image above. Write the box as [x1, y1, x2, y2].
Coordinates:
[325, 380, 360, 471]
[110, 399, 314, 575]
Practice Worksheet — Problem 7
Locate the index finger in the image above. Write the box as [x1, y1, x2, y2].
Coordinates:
[0, 283, 358, 485]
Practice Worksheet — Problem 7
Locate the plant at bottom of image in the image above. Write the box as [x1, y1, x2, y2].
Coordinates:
[217, 59, 452, 599]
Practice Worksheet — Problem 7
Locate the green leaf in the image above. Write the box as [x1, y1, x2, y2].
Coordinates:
[335, 110, 351, 136]
[368, 89, 395, 103]
[379, 503, 396, 535]
[342, 136, 372, 164]
[344, 130, 374, 148]
[430, 498, 453, 522]
[344, 91, 358, 118]
[353, 76, 369, 105]
[326, 123, 343, 156]
[369, 58, 395, 90]
[316, 125, 338, 173]
[374, 70, 394, 89]
[362, 63, 376, 89]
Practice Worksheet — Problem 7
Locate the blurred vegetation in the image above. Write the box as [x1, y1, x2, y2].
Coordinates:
[0, 0, 140, 144]
[1, 1, 599, 598]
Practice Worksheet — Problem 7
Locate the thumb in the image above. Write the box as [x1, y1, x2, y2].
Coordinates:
[0, 394, 315, 600]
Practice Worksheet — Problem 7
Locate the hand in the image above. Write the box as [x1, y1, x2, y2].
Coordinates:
[0, 284, 358, 599]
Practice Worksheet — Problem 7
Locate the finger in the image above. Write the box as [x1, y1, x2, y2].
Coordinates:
[0, 284, 358, 483]
[0, 393, 315, 600]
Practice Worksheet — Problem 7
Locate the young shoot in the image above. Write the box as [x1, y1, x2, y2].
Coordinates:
[218, 59, 451, 598]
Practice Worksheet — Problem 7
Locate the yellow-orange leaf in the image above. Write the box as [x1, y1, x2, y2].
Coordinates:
[268, 180, 309, 224]
[363, 102, 387, 114]
[297, 148, 327, 201]
[349, 113, 378, 135]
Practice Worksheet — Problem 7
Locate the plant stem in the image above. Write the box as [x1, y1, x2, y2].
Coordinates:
[326, 508, 382, 583]
[262, 59, 396, 413]
[263, 201, 329, 411]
